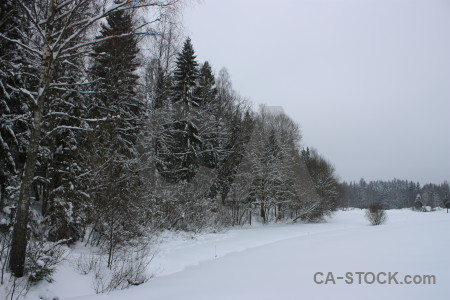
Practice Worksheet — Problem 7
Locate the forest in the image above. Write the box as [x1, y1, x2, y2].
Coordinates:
[0, 0, 447, 295]
[340, 179, 449, 210]
[0, 0, 341, 290]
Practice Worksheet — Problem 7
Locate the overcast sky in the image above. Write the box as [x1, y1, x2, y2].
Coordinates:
[183, 0, 450, 185]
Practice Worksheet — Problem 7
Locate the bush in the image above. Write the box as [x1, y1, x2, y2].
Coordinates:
[75, 239, 155, 294]
[365, 204, 387, 226]
[25, 239, 67, 283]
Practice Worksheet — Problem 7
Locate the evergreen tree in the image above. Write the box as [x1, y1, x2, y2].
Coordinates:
[37, 1, 94, 243]
[153, 65, 171, 109]
[0, 0, 39, 277]
[88, 10, 146, 267]
[197, 62, 216, 107]
[90, 10, 141, 132]
[196, 62, 223, 168]
[0, 0, 33, 215]
[156, 38, 202, 183]
[210, 110, 254, 202]
[172, 37, 200, 114]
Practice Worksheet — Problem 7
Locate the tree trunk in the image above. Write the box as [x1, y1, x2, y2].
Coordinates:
[260, 203, 266, 224]
[9, 102, 45, 277]
[9, 0, 55, 277]
[107, 213, 114, 269]
[107, 162, 115, 269]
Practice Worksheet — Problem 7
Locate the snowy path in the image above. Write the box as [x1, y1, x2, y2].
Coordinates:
[46, 210, 450, 299]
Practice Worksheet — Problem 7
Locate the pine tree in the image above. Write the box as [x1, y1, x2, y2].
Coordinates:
[87, 10, 146, 267]
[156, 38, 202, 183]
[37, 2, 94, 243]
[197, 62, 216, 107]
[153, 65, 171, 109]
[0, 0, 33, 214]
[172, 38, 200, 114]
[196, 62, 222, 168]
[89, 9, 142, 163]
[90, 10, 140, 129]
[1, 0, 38, 277]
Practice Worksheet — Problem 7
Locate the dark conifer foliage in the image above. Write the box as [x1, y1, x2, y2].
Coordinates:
[87, 10, 146, 266]
[153, 65, 171, 109]
[0, 1, 36, 277]
[90, 10, 141, 135]
[172, 38, 200, 111]
[156, 38, 202, 183]
[156, 120, 201, 183]
[38, 3, 93, 243]
[0, 0, 33, 213]
[197, 62, 221, 168]
[196, 62, 216, 107]
[209, 110, 255, 203]
[340, 179, 449, 210]
[40, 63, 88, 243]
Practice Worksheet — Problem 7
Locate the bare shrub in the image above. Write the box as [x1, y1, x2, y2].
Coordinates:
[75, 253, 101, 276]
[94, 244, 155, 293]
[365, 204, 387, 226]
[5, 276, 28, 300]
[76, 240, 156, 294]
[0, 231, 12, 285]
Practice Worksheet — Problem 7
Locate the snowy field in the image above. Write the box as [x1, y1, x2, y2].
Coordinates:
[14, 209, 450, 300]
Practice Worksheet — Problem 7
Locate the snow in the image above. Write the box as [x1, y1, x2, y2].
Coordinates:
[10, 209, 450, 300]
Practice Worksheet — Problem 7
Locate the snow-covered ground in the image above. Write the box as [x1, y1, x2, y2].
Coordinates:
[9, 209, 450, 300]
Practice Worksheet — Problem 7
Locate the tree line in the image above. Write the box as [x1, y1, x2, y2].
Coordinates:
[0, 0, 340, 287]
[340, 179, 449, 210]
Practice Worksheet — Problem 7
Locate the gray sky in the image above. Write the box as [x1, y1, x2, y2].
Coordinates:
[183, 0, 450, 185]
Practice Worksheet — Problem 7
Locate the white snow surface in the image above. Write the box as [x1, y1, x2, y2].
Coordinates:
[10, 209, 450, 300]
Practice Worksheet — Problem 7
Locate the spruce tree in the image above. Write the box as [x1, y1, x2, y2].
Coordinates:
[153, 65, 171, 109]
[196, 62, 223, 168]
[90, 10, 140, 133]
[88, 10, 145, 267]
[172, 38, 200, 114]
[0, 0, 32, 213]
[1, 0, 37, 277]
[38, 2, 94, 243]
[197, 62, 216, 107]
[156, 38, 202, 183]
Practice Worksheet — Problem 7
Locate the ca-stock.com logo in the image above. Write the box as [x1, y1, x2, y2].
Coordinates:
[313, 272, 436, 285]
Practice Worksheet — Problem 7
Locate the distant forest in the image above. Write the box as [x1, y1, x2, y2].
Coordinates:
[340, 179, 449, 209]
